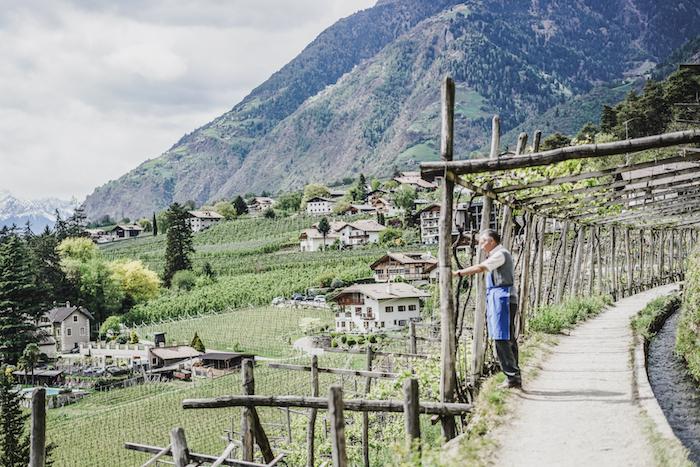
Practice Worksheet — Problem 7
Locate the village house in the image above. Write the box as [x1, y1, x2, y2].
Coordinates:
[328, 189, 347, 200]
[187, 210, 224, 232]
[418, 201, 496, 244]
[336, 204, 377, 216]
[85, 227, 111, 243]
[370, 197, 400, 216]
[149, 345, 203, 370]
[299, 219, 386, 252]
[306, 196, 336, 215]
[110, 223, 143, 239]
[247, 197, 275, 215]
[330, 282, 429, 333]
[370, 252, 438, 282]
[394, 171, 437, 191]
[38, 302, 93, 353]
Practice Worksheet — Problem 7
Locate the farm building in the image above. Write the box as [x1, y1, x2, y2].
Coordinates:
[248, 197, 275, 215]
[336, 204, 377, 215]
[370, 252, 438, 282]
[110, 224, 143, 239]
[393, 171, 437, 191]
[187, 210, 224, 232]
[149, 345, 202, 369]
[198, 352, 255, 370]
[299, 220, 386, 251]
[12, 369, 64, 386]
[38, 302, 93, 353]
[330, 282, 429, 333]
[305, 196, 336, 215]
[418, 201, 496, 244]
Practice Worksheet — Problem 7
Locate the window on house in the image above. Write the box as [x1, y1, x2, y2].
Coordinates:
[399, 320, 406, 326]
[408, 305, 417, 311]
[385, 306, 394, 313]
[393, 320, 397, 325]
[381, 322, 385, 328]
[398, 305, 406, 312]
[80, 327, 85, 336]
[355, 307, 362, 315]
[66, 328, 72, 336]
[366, 307, 372, 315]
[73, 315, 78, 322]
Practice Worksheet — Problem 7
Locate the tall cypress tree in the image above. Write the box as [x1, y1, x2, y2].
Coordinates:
[163, 203, 194, 287]
[0, 369, 30, 467]
[152, 212, 158, 237]
[0, 235, 39, 364]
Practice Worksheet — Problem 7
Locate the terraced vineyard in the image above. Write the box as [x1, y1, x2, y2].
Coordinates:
[135, 306, 334, 357]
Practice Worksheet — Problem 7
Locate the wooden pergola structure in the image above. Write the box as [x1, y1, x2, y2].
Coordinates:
[421, 77, 700, 439]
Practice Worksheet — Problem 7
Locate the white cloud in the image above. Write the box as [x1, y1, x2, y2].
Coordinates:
[0, 0, 376, 200]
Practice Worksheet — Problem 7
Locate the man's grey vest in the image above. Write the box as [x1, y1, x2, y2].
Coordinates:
[490, 248, 518, 304]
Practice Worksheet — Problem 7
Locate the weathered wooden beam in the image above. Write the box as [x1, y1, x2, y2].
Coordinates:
[125, 443, 285, 467]
[170, 427, 190, 467]
[182, 395, 472, 416]
[141, 444, 171, 467]
[241, 360, 255, 462]
[323, 348, 428, 359]
[329, 386, 347, 467]
[362, 346, 373, 467]
[212, 443, 238, 467]
[403, 378, 421, 454]
[306, 356, 319, 467]
[267, 363, 398, 380]
[421, 129, 700, 178]
[29, 388, 46, 467]
[438, 76, 457, 441]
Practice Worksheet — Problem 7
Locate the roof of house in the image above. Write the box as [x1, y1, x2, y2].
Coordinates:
[111, 224, 143, 232]
[188, 210, 224, 219]
[369, 252, 438, 270]
[13, 369, 63, 377]
[332, 282, 430, 301]
[200, 352, 255, 361]
[340, 204, 377, 213]
[336, 219, 386, 233]
[46, 304, 94, 323]
[394, 175, 437, 189]
[299, 226, 342, 240]
[150, 346, 203, 361]
[306, 196, 334, 203]
[250, 197, 275, 204]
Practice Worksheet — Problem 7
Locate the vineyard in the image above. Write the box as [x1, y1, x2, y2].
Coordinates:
[46, 350, 442, 466]
[134, 306, 334, 358]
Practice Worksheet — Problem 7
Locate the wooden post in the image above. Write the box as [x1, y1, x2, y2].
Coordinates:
[438, 76, 457, 440]
[639, 229, 645, 288]
[610, 227, 617, 298]
[286, 408, 293, 443]
[329, 386, 347, 467]
[571, 227, 585, 297]
[533, 130, 542, 152]
[471, 114, 499, 384]
[596, 227, 603, 294]
[533, 217, 546, 310]
[588, 226, 596, 295]
[170, 427, 190, 467]
[555, 222, 570, 303]
[29, 388, 46, 467]
[408, 322, 417, 355]
[515, 132, 529, 156]
[241, 359, 254, 462]
[518, 212, 534, 334]
[362, 346, 373, 467]
[625, 228, 633, 296]
[306, 355, 319, 467]
[403, 378, 421, 454]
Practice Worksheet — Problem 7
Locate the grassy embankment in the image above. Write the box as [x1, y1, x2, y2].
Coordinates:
[677, 249, 700, 382]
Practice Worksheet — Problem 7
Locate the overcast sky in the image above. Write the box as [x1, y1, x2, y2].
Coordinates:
[0, 0, 376, 201]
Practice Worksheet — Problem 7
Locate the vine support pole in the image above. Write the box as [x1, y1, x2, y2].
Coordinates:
[362, 346, 373, 467]
[625, 228, 633, 296]
[471, 114, 499, 385]
[518, 212, 534, 335]
[306, 355, 319, 467]
[533, 217, 546, 311]
[438, 76, 457, 440]
[29, 388, 46, 467]
[555, 222, 570, 303]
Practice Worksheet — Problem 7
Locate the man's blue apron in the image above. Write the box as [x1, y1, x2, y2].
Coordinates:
[486, 272, 511, 340]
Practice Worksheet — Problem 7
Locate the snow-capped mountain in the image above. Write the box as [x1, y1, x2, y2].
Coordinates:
[0, 190, 78, 231]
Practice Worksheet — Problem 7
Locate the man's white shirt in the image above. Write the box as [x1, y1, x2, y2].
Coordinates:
[481, 244, 506, 272]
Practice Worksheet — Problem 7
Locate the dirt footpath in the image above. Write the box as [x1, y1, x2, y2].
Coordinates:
[491, 284, 678, 467]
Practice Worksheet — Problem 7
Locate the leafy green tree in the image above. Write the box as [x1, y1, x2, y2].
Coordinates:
[191, 332, 206, 352]
[302, 184, 331, 206]
[72, 259, 123, 322]
[349, 174, 368, 202]
[201, 261, 215, 279]
[317, 217, 331, 251]
[370, 178, 381, 191]
[213, 201, 237, 220]
[263, 208, 276, 219]
[0, 369, 29, 467]
[233, 196, 249, 215]
[600, 105, 617, 133]
[540, 133, 571, 151]
[379, 227, 404, 246]
[276, 192, 302, 212]
[129, 330, 139, 344]
[171, 270, 197, 292]
[163, 203, 194, 287]
[0, 235, 39, 364]
[20, 343, 40, 385]
[138, 218, 152, 232]
[574, 122, 598, 144]
[27, 230, 74, 311]
[393, 185, 417, 212]
[57, 237, 99, 263]
[108, 260, 161, 308]
[99, 316, 122, 340]
[152, 212, 158, 236]
[376, 212, 386, 225]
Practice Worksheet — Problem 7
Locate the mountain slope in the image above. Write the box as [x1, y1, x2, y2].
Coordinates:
[84, 0, 699, 219]
[0, 191, 76, 231]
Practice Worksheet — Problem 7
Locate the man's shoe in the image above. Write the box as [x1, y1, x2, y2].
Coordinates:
[498, 379, 522, 389]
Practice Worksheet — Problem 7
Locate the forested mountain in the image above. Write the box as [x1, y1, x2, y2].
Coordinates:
[84, 0, 699, 220]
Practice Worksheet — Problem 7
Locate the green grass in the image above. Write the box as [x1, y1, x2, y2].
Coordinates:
[678, 249, 700, 382]
[529, 295, 612, 334]
[455, 88, 491, 120]
[135, 306, 333, 357]
[396, 141, 439, 163]
[631, 294, 680, 340]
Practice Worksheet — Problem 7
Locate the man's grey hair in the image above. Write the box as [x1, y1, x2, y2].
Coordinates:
[479, 229, 501, 244]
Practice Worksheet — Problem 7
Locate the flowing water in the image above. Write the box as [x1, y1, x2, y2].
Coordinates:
[647, 311, 700, 465]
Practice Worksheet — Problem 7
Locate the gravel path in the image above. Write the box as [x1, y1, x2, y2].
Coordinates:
[492, 284, 678, 467]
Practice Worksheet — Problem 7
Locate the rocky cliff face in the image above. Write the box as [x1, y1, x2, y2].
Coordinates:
[83, 0, 699, 220]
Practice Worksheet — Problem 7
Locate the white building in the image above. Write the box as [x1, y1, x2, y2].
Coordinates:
[394, 171, 437, 191]
[299, 220, 386, 251]
[248, 197, 275, 215]
[330, 283, 429, 333]
[306, 197, 335, 215]
[418, 202, 495, 244]
[187, 210, 224, 232]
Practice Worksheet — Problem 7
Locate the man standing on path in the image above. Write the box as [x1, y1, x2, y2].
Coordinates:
[453, 229, 522, 388]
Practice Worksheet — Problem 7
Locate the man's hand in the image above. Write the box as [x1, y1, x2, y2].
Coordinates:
[452, 265, 487, 277]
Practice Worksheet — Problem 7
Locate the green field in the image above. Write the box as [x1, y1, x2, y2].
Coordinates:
[135, 306, 333, 357]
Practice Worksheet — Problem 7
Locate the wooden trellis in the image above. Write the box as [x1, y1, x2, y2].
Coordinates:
[421, 76, 700, 441]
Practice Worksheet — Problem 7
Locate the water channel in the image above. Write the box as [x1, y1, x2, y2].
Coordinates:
[647, 311, 700, 465]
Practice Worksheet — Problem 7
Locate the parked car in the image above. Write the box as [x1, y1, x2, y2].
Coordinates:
[271, 296, 285, 305]
[314, 296, 326, 303]
[292, 293, 304, 301]
[106, 366, 129, 376]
